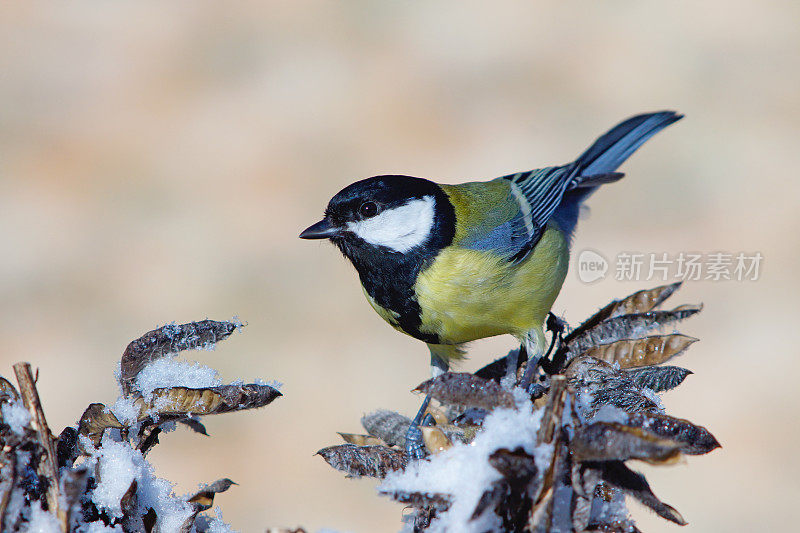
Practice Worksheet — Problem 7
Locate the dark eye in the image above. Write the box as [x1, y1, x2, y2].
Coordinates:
[359, 201, 379, 218]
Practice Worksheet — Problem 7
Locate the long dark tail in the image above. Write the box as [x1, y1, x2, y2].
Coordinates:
[574, 110, 683, 177]
[552, 111, 682, 240]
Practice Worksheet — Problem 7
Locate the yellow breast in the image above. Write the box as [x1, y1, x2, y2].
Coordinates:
[413, 225, 569, 344]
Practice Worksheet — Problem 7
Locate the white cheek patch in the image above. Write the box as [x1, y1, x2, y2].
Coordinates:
[347, 196, 436, 252]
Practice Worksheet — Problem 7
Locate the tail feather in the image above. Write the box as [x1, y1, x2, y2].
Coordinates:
[552, 111, 682, 241]
[574, 111, 682, 177]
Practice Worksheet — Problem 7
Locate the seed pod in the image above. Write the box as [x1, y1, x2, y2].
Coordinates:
[625, 366, 693, 392]
[567, 305, 702, 356]
[579, 334, 698, 369]
[414, 373, 516, 410]
[317, 444, 407, 479]
[566, 282, 683, 342]
[361, 410, 412, 448]
[571, 422, 682, 464]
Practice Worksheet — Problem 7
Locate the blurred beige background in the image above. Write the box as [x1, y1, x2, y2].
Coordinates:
[1, 2, 797, 531]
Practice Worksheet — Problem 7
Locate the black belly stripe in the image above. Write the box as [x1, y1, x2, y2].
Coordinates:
[356, 251, 441, 344]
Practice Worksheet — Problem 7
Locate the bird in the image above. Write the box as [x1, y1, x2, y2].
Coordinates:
[300, 111, 682, 454]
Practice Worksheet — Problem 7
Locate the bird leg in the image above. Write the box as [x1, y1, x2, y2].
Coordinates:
[519, 313, 568, 395]
[539, 312, 567, 375]
[405, 354, 449, 459]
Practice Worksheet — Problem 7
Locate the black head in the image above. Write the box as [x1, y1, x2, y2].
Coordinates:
[300, 175, 456, 265]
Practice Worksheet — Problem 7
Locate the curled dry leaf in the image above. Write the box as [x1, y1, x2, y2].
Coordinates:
[146, 383, 281, 418]
[579, 334, 698, 369]
[566, 356, 661, 415]
[626, 366, 693, 392]
[317, 444, 408, 479]
[625, 412, 720, 455]
[361, 410, 412, 448]
[609, 282, 683, 318]
[338, 433, 385, 446]
[56, 427, 80, 468]
[567, 305, 702, 357]
[179, 418, 209, 436]
[120, 319, 242, 395]
[566, 282, 682, 343]
[180, 478, 237, 532]
[78, 403, 124, 446]
[471, 459, 538, 530]
[188, 478, 237, 511]
[597, 461, 687, 525]
[488, 447, 539, 485]
[414, 372, 515, 411]
[571, 422, 682, 464]
[473, 348, 526, 382]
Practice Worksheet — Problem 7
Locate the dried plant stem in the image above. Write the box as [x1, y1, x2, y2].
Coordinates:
[13, 362, 66, 531]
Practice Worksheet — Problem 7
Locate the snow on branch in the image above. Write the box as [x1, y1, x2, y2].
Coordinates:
[316, 283, 720, 532]
[0, 319, 282, 532]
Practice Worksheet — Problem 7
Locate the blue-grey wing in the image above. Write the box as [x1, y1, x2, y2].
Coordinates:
[459, 207, 532, 259]
[501, 166, 576, 261]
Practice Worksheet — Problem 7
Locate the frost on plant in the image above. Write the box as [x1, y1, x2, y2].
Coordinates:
[0, 319, 282, 532]
[317, 283, 720, 532]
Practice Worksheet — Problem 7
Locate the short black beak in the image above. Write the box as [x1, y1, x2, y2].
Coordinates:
[299, 218, 341, 240]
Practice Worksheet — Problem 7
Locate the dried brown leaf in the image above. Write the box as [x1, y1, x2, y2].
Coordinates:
[188, 478, 236, 510]
[361, 410, 412, 448]
[488, 447, 538, 485]
[317, 444, 408, 479]
[78, 403, 124, 446]
[580, 334, 697, 369]
[337, 433, 385, 446]
[567, 305, 702, 356]
[566, 357, 661, 415]
[571, 422, 682, 464]
[414, 372, 515, 410]
[566, 283, 682, 343]
[146, 383, 281, 417]
[626, 366, 693, 392]
[120, 319, 242, 395]
[179, 418, 209, 436]
[625, 412, 720, 455]
[610, 282, 683, 317]
[598, 461, 687, 525]
[473, 348, 526, 382]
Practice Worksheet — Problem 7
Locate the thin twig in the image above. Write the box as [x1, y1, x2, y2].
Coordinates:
[13, 362, 66, 531]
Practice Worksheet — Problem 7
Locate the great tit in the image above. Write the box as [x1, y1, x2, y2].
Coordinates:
[300, 111, 681, 380]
